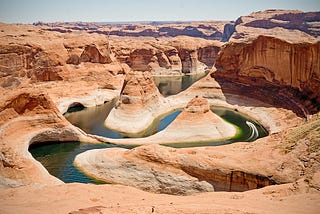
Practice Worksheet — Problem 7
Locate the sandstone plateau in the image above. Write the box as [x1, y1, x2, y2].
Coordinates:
[0, 9, 320, 214]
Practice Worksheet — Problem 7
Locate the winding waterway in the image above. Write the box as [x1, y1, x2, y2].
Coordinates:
[29, 73, 268, 184]
[29, 104, 267, 183]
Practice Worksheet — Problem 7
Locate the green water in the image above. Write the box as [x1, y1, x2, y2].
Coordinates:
[166, 107, 268, 148]
[30, 142, 114, 184]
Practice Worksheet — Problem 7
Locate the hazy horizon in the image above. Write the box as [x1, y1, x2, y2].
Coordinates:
[0, 0, 319, 24]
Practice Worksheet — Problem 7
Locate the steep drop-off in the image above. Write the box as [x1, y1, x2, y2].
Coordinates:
[214, 35, 320, 115]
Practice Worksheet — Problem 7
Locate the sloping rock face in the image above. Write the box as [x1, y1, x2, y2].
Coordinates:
[74, 147, 214, 195]
[119, 70, 161, 106]
[79, 44, 112, 64]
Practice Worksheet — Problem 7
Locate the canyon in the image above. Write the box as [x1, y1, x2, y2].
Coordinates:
[0, 9, 320, 214]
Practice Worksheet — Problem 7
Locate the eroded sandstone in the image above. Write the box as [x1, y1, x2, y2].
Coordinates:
[76, 113, 320, 194]
[0, 9, 319, 214]
[104, 70, 167, 136]
[0, 90, 101, 187]
[107, 96, 237, 145]
[214, 38, 320, 116]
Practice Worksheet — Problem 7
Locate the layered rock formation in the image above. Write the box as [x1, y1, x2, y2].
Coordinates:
[0, 23, 126, 92]
[104, 70, 166, 136]
[0, 9, 319, 214]
[35, 21, 228, 40]
[214, 36, 320, 115]
[214, 10, 320, 115]
[111, 36, 222, 75]
[108, 96, 237, 145]
[221, 10, 320, 42]
[0, 23, 221, 82]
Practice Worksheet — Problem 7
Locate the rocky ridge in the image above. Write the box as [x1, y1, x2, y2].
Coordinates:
[222, 10, 320, 42]
[34, 21, 228, 40]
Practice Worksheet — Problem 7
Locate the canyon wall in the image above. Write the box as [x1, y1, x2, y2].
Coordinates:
[0, 44, 63, 85]
[0, 26, 221, 89]
[111, 37, 221, 75]
[214, 35, 320, 111]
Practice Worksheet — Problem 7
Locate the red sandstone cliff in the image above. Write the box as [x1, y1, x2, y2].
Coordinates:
[214, 35, 320, 111]
[214, 10, 320, 114]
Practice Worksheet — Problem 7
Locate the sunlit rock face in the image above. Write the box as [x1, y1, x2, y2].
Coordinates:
[74, 146, 215, 195]
[105, 70, 165, 135]
[215, 36, 320, 92]
[79, 44, 112, 64]
[118, 70, 162, 106]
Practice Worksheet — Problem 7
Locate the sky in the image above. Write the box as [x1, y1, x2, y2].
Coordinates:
[0, 0, 319, 23]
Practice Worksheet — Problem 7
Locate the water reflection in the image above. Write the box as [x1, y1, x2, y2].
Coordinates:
[153, 71, 209, 96]
[64, 101, 122, 138]
[64, 102, 182, 138]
